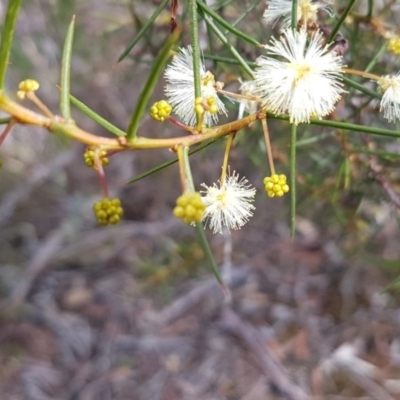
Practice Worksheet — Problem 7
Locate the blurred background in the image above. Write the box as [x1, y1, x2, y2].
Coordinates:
[1, 0, 400, 398]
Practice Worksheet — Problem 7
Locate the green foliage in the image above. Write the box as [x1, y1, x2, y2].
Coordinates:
[126, 27, 181, 141]
[1, 0, 400, 287]
[117, 0, 170, 63]
[0, 0, 22, 89]
[60, 16, 75, 120]
[70, 94, 126, 137]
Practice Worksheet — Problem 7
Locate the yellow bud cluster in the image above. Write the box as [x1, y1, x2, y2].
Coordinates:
[201, 71, 215, 86]
[263, 174, 289, 198]
[17, 79, 40, 99]
[150, 100, 172, 121]
[195, 97, 205, 116]
[205, 96, 218, 114]
[388, 37, 400, 55]
[173, 192, 205, 224]
[93, 198, 123, 225]
[194, 96, 218, 116]
[83, 149, 109, 168]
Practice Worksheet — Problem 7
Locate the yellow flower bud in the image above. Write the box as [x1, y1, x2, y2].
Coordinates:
[264, 174, 289, 198]
[18, 79, 40, 93]
[150, 100, 172, 121]
[173, 192, 205, 224]
[93, 197, 124, 225]
[388, 37, 400, 55]
[83, 148, 109, 168]
[195, 104, 204, 116]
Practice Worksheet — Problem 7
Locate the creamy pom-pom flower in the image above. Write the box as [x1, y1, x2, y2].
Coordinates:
[201, 171, 256, 234]
[377, 72, 400, 123]
[164, 46, 227, 127]
[254, 29, 345, 124]
[263, 0, 332, 28]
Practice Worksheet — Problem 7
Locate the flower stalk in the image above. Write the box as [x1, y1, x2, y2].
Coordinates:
[177, 145, 192, 192]
[94, 148, 109, 198]
[220, 133, 235, 183]
[25, 92, 54, 118]
[0, 119, 16, 147]
[261, 115, 275, 176]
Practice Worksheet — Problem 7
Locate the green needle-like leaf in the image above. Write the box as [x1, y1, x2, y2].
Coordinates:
[117, 0, 169, 63]
[70, 94, 126, 137]
[126, 137, 222, 184]
[181, 145, 224, 287]
[223, 0, 263, 35]
[189, 0, 202, 106]
[342, 76, 381, 99]
[291, 0, 298, 29]
[0, 0, 22, 90]
[195, 224, 224, 287]
[290, 124, 297, 239]
[351, 148, 400, 160]
[196, 0, 261, 47]
[204, 54, 255, 67]
[198, 9, 255, 78]
[366, 0, 373, 19]
[203, 54, 238, 65]
[269, 113, 400, 139]
[296, 131, 336, 147]
[328, 0, 357, 43]
[364, 41, 387, 73]
[126, 27, 181, 142]
[0, 117, 12, 125]
[60, 15, 75, 120]
[201, 0, 217, 70]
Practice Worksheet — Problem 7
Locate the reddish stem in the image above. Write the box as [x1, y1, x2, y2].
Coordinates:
[167, 116, 194, 132]
[104, 149, 124, 158]
[94, 148, 109, 198]
[0, 120, 16, 147]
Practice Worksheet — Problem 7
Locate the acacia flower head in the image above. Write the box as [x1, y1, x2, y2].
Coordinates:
[164, 46, 227, 127]
[377, 72, 400, 123]
[173, 191, 206, 225]
[254, 29, 345, 124]
[263, 0, 333, 29]
[201, 171, 256, 234]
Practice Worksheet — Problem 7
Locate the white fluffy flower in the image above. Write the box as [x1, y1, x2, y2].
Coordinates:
[254, 29, 344, 124]
[201, 171, 256, 234]
[263, 0, 332, 28]
[377, 72, 400, 123]
[164, 46, 227, 127]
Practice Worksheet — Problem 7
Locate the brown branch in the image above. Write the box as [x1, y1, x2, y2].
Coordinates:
[0, 91, 262, 150]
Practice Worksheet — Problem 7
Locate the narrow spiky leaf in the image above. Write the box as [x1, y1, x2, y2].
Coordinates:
[117, 0, 170, 63]
[0, 0, 23, 90]
[126, 26, 181, 141]
[60, 15, 75, 120]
